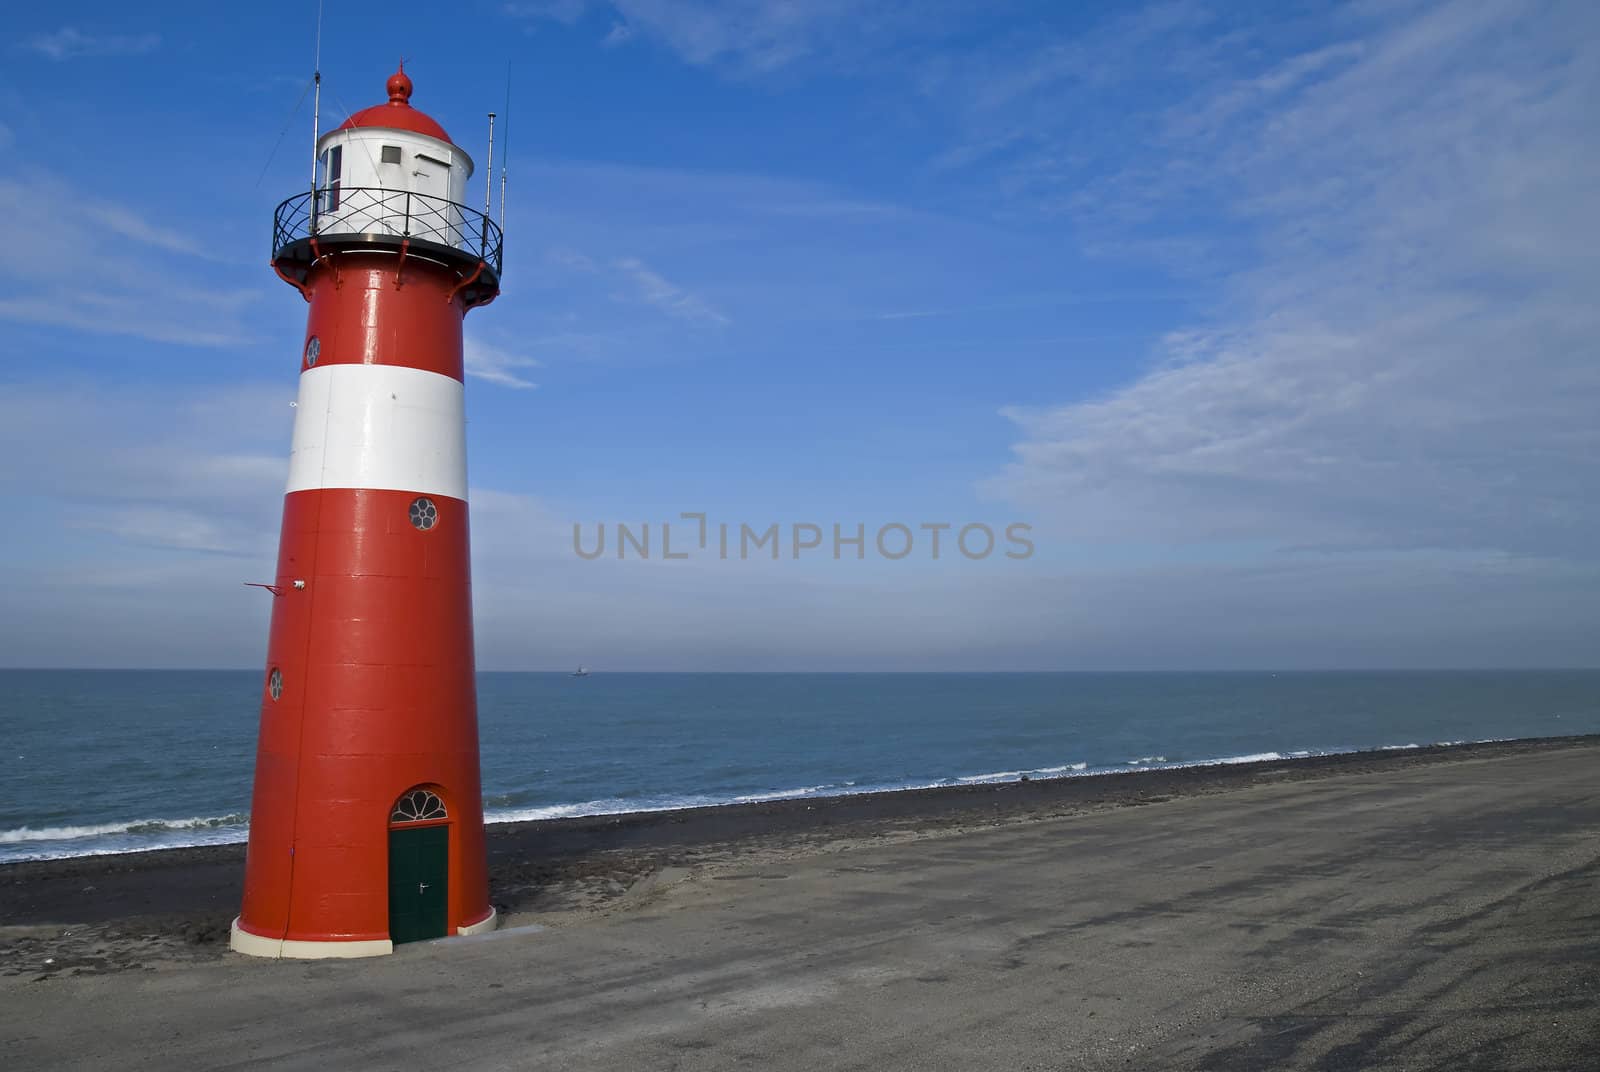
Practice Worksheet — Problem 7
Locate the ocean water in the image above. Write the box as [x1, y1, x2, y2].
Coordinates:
[1, 670, 1597, 864]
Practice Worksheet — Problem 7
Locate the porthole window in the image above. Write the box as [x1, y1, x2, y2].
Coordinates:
[267, 667, 283, 701]
[391, 789, 447, 823]
[304, 336, 320, 367]
[409, 497, 438, 531]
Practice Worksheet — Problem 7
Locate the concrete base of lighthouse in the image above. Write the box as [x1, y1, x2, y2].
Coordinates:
[457, 908, 500, 937]
[229, 907, 497, 959]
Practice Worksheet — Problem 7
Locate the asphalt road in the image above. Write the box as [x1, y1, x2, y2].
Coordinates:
[6, 744, 1597, 1071]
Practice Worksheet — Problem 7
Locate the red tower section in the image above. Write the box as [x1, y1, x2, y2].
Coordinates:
[233, 66, 502, 958]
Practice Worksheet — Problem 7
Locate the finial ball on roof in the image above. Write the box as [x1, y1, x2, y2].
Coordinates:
[333, 59, 452, 142]
[387, 63, 413, 104]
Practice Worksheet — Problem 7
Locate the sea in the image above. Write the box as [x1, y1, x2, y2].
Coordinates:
[2, 670, 1597, 865]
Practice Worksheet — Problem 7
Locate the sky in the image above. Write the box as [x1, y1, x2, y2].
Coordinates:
[0, 0, 1596, 670]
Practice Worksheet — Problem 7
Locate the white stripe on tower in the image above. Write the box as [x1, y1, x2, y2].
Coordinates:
[286, 364, 468, 499]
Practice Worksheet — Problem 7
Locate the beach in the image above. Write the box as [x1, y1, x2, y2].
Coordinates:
[3, 736, 1597, 1068]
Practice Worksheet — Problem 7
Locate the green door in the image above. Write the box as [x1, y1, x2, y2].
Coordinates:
[388, 825, 449, 944]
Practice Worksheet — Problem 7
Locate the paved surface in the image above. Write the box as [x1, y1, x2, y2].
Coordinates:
[5, 746, 1597, 1070]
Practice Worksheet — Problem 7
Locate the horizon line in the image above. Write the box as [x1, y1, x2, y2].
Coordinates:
[2, 666, 1598, 675]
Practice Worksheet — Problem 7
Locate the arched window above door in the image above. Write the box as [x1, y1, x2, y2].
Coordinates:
[391, 788, 447, 823]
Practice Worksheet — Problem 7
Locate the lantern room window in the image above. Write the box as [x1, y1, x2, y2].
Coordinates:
[381, 145, 402, 164]
[316, 145, 343, 213]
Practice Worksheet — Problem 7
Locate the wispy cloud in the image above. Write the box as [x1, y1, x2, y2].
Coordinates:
[988, 2, 1600, 565]
[502, 0, 589, 24]
[604, 0, 849, 72]
[22, 27, 160, 61]
[79, 198, 214, 259]
[0, 295, 251, 347]
[756, 197, 899, 219]
[614, 256, 730, 324]
[0, 383, 291, 557]
[546, 246, 599, 273]
[536, 243, 729, 331]
[871, 289, 1184, 322]
[504, 0, 958, 75]
[0, 175, 258, 345]
[84, 507, 242, 555]
[0, 382, 292, 662]
[465, 337, 541, 389]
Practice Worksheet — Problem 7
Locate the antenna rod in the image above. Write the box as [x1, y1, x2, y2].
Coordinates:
[499, 62, 510, 234]
[485, 113, 496, 219]
[309, 0, 324, 227]
[311, 72, 322, 191]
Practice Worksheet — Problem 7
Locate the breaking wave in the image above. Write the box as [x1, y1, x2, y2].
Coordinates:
[1, 740, 1496, 863]
[0, 814, 249, 845]
[0, 813, 251, 863]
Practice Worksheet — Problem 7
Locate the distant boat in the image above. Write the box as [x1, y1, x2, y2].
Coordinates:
[571, 665, 590, 677]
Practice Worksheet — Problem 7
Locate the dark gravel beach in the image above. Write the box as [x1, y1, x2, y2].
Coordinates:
[4, 734, 1598, 1070]
[2, 735, 1594, 975]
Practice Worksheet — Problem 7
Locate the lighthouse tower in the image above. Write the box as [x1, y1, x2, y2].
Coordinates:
[231, 65, 502, 958]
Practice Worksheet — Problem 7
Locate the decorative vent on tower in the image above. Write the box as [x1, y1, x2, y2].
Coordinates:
[268, 667, 283, 701]
[409, 497, 439, 531]
[391, 789, 447, 823]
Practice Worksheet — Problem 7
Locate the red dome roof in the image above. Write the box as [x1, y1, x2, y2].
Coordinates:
[335, 63, 453, 144]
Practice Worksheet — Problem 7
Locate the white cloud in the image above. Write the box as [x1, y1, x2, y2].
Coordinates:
[0, 383, 291, 558]
[504, 0, 959, 74]
[606, 0, 848, 71]
[614, 256, 729, 324]
[503, 0, 591, 24]
[466, 520, 1600, 670]
[23, 27, 160, 61]
[550, 243, 727, 324]
[0, 175, 259, 345]
[546, 246, 599, 273]
[79, 198, 214, 259]
[86, 507, 241, 555]
[465, 336, 541, 389]
[987, 1, 1600, 565]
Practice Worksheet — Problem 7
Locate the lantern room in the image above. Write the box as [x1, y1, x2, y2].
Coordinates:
[315, 65, 475, 216]
[270, 63, 502, 309]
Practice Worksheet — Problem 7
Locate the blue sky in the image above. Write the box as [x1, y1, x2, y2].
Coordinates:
[1, 0, 1596, 669]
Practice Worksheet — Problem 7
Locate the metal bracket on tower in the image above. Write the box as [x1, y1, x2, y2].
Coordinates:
[272, 262, 313, 302]
[447, 259, 487, 305]
[308, 237, 342, 289]
[244, 582, 286, 597]
[394, 238, 410, 289]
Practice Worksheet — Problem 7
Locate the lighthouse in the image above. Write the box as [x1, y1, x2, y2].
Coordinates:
[231, 65, 501, 958]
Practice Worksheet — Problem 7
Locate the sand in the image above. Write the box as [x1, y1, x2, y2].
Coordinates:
[3, 736, 1597, 1069]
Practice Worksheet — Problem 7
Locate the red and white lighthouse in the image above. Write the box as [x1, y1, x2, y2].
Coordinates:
[231, 65, 501, 958]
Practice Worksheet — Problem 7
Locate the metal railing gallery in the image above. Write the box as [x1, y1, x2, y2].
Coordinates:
[272, 187, 504, 277]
